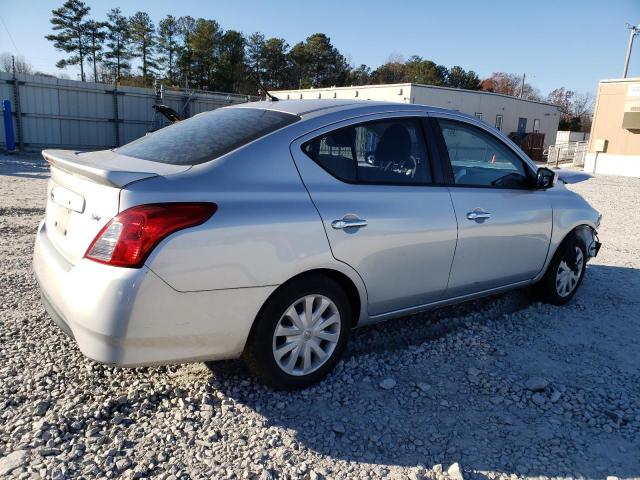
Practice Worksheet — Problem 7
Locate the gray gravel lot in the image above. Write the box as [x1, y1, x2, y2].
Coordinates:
[1, 153, 639, 480]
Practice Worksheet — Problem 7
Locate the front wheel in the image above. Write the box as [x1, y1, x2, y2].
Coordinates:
[534, 234, 587, 305]
[243, 276, 351, 390]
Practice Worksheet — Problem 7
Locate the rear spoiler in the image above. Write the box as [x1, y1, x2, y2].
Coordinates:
[41, 149, 187, 188]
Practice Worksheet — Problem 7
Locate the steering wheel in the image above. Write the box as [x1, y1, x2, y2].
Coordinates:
[383, 155, 418, 178]
[491, 172, 524, 187]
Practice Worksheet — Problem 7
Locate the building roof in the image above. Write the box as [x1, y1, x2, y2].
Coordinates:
[272, 82, 559, 108]
[598, 77, 640, 84]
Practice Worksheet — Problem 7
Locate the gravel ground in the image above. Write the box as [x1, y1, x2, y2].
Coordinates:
[1, 153, 639, 480]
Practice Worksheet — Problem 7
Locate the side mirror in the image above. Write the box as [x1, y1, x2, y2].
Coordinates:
[536, 167, 557, 189]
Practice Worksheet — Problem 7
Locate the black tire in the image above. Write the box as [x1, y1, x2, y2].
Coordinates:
[534, 232, 587, 305]
[242, 275, 351, 390]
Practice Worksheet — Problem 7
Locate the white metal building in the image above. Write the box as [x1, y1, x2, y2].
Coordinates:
[273, 83, 561, 147]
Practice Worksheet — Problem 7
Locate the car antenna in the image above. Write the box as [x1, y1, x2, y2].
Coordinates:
[252, 73, 279, 101]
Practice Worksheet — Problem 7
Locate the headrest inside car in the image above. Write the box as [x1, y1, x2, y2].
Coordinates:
[325, 130, 354, 148]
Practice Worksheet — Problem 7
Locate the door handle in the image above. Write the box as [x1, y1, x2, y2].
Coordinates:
[331, 217, 368, 229]
[466, 209, 491, 221]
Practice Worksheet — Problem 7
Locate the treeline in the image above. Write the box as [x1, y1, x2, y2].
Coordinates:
[43, 0, 482, 94]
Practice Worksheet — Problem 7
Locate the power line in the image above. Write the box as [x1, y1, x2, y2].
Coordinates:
[0, 16, 21, 56]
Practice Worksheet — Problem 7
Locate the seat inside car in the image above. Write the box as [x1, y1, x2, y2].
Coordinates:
[360, 123, 420, 182]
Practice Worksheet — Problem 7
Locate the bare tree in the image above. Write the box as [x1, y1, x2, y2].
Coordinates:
[570, 92, 595, 118]
[0, 53, 33, 75]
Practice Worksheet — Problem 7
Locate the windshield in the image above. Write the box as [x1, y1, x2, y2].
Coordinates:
[116, 107, 300, 165]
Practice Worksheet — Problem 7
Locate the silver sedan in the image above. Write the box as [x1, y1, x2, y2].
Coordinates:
[33, 100, 601, 389]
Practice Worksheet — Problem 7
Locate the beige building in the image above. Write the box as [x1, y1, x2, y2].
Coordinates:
[273, 83, 561, 147]
[584, 78, 640, 176]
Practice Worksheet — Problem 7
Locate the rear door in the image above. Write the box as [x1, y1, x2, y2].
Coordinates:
[290, 113, 458, 316]
[432, 114, 552, 297]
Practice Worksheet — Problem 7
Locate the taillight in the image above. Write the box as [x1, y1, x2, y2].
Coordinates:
[84, 203, 217, 268]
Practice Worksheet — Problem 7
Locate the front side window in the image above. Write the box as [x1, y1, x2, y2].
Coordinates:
[438, 119, 530, 188]
[303, 118, 431, 184]
[117, 108, 300, 165]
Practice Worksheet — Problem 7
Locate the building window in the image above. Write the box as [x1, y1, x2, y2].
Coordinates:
[474, 112, 482, 120]
[533, 119, 540, 133]
[495, 114, 503, 131]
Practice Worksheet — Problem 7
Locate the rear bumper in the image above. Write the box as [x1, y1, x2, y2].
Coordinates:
[33, 220, 276, 367]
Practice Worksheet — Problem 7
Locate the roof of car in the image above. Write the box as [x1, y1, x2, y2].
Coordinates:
[231, 99, 425, 117]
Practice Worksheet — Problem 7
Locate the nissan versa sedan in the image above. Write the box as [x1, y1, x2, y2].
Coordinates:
[34, 99, 601, 389]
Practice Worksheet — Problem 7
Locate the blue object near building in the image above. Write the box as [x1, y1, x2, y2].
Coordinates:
[3, 99, 16, 151]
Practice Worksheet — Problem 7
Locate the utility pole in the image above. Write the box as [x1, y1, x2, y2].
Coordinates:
[623, 23, 639, 78]
[519, 73, 526, 98]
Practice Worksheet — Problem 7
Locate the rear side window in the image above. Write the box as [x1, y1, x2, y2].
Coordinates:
[303, 118, 431, 184]
[117, 108, 299, 165]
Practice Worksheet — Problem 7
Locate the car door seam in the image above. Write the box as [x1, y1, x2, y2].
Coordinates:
[444, 186, 460, 292]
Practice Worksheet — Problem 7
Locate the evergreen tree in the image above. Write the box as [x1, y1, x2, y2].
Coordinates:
[103, 7, 131, 83]
[446, 65, 481, 90]
[84, 20, 107, 82]
[45, 0, 91, 81]
[245, 32, 265, 80]
[189, 18, 221, 89]
[176, 16, 197, 88]
[404, 56, 447, 86]
[348, 64, 371, 86]
[261, 38, 289, 89]
[288, 41, 310, 89]
[129, 11, 157, 84]
[217, 30, 246, 92]
[157, 15, 180, 85]
[302, 34, 350, 87]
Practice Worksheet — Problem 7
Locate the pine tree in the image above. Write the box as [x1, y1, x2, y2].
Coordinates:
[189, 18, 221, 89]
[245, 32, 265, 80]
[129, 11, 158, 84]
[45, 0, 91, 81]
[261, 38, 289, 89]
[176, 16, 197, 88]
[103, 7, 131, 83]
[84, 20, 107, 82]
[217, 30, 245, 92]
[157, 15, 180, 85]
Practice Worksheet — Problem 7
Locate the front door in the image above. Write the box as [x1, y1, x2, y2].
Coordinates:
[434, 116, 552, 297]
[517, 117, 528, 134]
[290, 114, 458, 315]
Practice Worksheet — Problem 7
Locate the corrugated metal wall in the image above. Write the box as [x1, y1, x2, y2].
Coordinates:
[0, 72, 258, 150]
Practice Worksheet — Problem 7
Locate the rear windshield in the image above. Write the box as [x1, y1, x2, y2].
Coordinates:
[116, 107, 300, 165]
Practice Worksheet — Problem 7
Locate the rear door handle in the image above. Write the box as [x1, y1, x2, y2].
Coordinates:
[467, 209, 491, 221]
[331, 217, 368, 229]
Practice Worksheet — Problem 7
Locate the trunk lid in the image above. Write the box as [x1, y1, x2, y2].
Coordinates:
[42, 149, 190, 265]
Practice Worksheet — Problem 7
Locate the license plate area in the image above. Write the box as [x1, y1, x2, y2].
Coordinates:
[54, 206, 71, 237]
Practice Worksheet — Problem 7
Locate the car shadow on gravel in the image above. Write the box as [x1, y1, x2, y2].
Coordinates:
[0, 153, 49, 179]
[206, 270, 640, 479]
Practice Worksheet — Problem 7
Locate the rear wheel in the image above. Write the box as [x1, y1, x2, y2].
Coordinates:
[535, 233, 587, 305]
[243, 276, 351, 390]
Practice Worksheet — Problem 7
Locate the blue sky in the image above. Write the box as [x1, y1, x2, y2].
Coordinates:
[1, 0, 639, 96]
